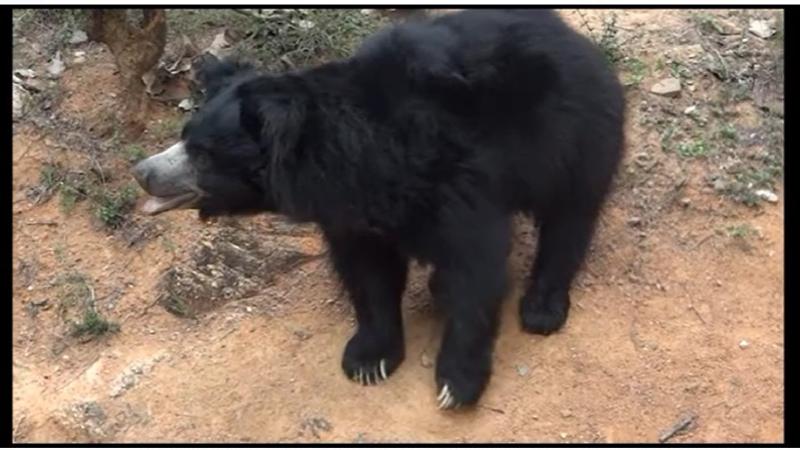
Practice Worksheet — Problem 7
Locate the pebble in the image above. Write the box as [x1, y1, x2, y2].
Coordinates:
[420, 352, 433, 368]
[46, 51, 65, 78]
[683, 105, 697, 115]
[749, 19, 776, 39]
[739, 339, 750, 349]
[68, 29, 88, 45]
[561, 409, 573, 418]
[515, 364, 530, 377]
[627, 216, 642, 227]
[650, 78, 682, 97]
[680, 197, 691, 208]
[754, 189, 778, 203]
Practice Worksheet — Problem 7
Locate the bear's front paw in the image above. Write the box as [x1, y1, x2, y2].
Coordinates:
[435, 353, 492, 410]
[520, 288, 570, 335]
[342, 328, 404, 386]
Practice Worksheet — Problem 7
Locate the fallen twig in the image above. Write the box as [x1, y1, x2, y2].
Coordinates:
[689, 304, 708, 325]
[659, 412, 696, 443]
[477, 404, 506, 414]
[25, 220, 58, 226]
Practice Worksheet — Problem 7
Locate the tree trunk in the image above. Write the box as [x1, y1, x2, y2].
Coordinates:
[88, 9, 167, 138]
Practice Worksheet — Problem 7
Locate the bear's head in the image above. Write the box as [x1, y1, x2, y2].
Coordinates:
[131, 54, 305, 219]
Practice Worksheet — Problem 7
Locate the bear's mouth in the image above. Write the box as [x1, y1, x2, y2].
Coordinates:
[140, 192, 200, 215]
[131, 141, 203, 215]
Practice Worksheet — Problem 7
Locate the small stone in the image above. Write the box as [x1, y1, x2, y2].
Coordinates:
[680, 197, 691, 207]
[148, 329, 156, 335]
[420, 352, 433, 368]
[683, 105, 697, 115]
[14, 68, 36, 78]
[73, 55, 86, 64]
[246, 306, 253, 313]
[12, 83, 30, 121]
[560, 432, 569, 439]
[627, 216, 642, 227]
[713, 179, 727, 191]
[296, 19, 315, 30]
[516, 364, 530, 377]
[714, 280, 722, 287]
[739, 339, 750, 349]
[650, 78, 681, 97]
[46, 51, 66, 78]
[68, 30, 88, 45]
[561, 409, 573, 418]
[714, 18, 742, 35]
[178, 98, 194, 111]
[754, 189, 778, 203]
[749, 19, 776, 39]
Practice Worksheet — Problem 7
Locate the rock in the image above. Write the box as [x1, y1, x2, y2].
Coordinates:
[13, 84, 30, 120]
[749, 19, 776, 39]
[68, 30, 88, 45]
[296, 19, 315, 30]
[14, 68, 36, 78]
[561, 409, 573, 418]
[680, 197, 691, 208]
[739, 339, 750, 349]
[73, 55, 86, 64]
[178, 98, 194, 111]
[683, 105, 697, 115]
[515, 364, 530, 377]
[714, 18, 742, 35]
[46, 51, 65, 79]
[627, 216, 642, 227]
[420, 352, 433, 368]
[754, 189, 778, 203]
[713, 179, 727, 191]
[650, 78, 681, 97]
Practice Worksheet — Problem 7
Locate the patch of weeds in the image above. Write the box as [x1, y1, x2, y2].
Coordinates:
[59, 175, 91, 213]
[718, 124, 738, 142]
[721, 163, 782, 206]
[162, 293, 190, 317]
[668, 61, 692, 80]
[660, 125, 677, 153]
[677, 139, 711, 158]
[161, 236, 177, 253]
[124, 144, 148, 164]
[622, 57, 647, 86]
[72, 309, 120, 338]
[693, 12, 726, 35]
[13, 9, 87, 53]
[577, 11, 624, 66]
[54, 271, 119, 339]
[39, 163, 64, 191]
[151, 116, 184, 141]
[93, 184, 138, 229]
[35, 162, 92, 211]
[53, 242, 68, 264]
[726, 223, 755, 238]
[232, 9, 388, 69]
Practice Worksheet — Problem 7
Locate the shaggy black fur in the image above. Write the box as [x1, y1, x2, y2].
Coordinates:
[180, 9, 624, 407]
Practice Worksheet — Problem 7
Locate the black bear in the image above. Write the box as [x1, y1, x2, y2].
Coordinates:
[132, 9, 625, 409]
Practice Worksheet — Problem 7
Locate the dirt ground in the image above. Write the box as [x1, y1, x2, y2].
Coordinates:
[12, 9, 784, 443]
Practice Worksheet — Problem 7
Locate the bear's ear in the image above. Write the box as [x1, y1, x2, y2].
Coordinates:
[193, 54, 255, 100]
[238, 86, 307, 168]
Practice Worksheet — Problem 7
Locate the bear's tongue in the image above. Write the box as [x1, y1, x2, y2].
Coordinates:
[140, 192, 198, 215]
